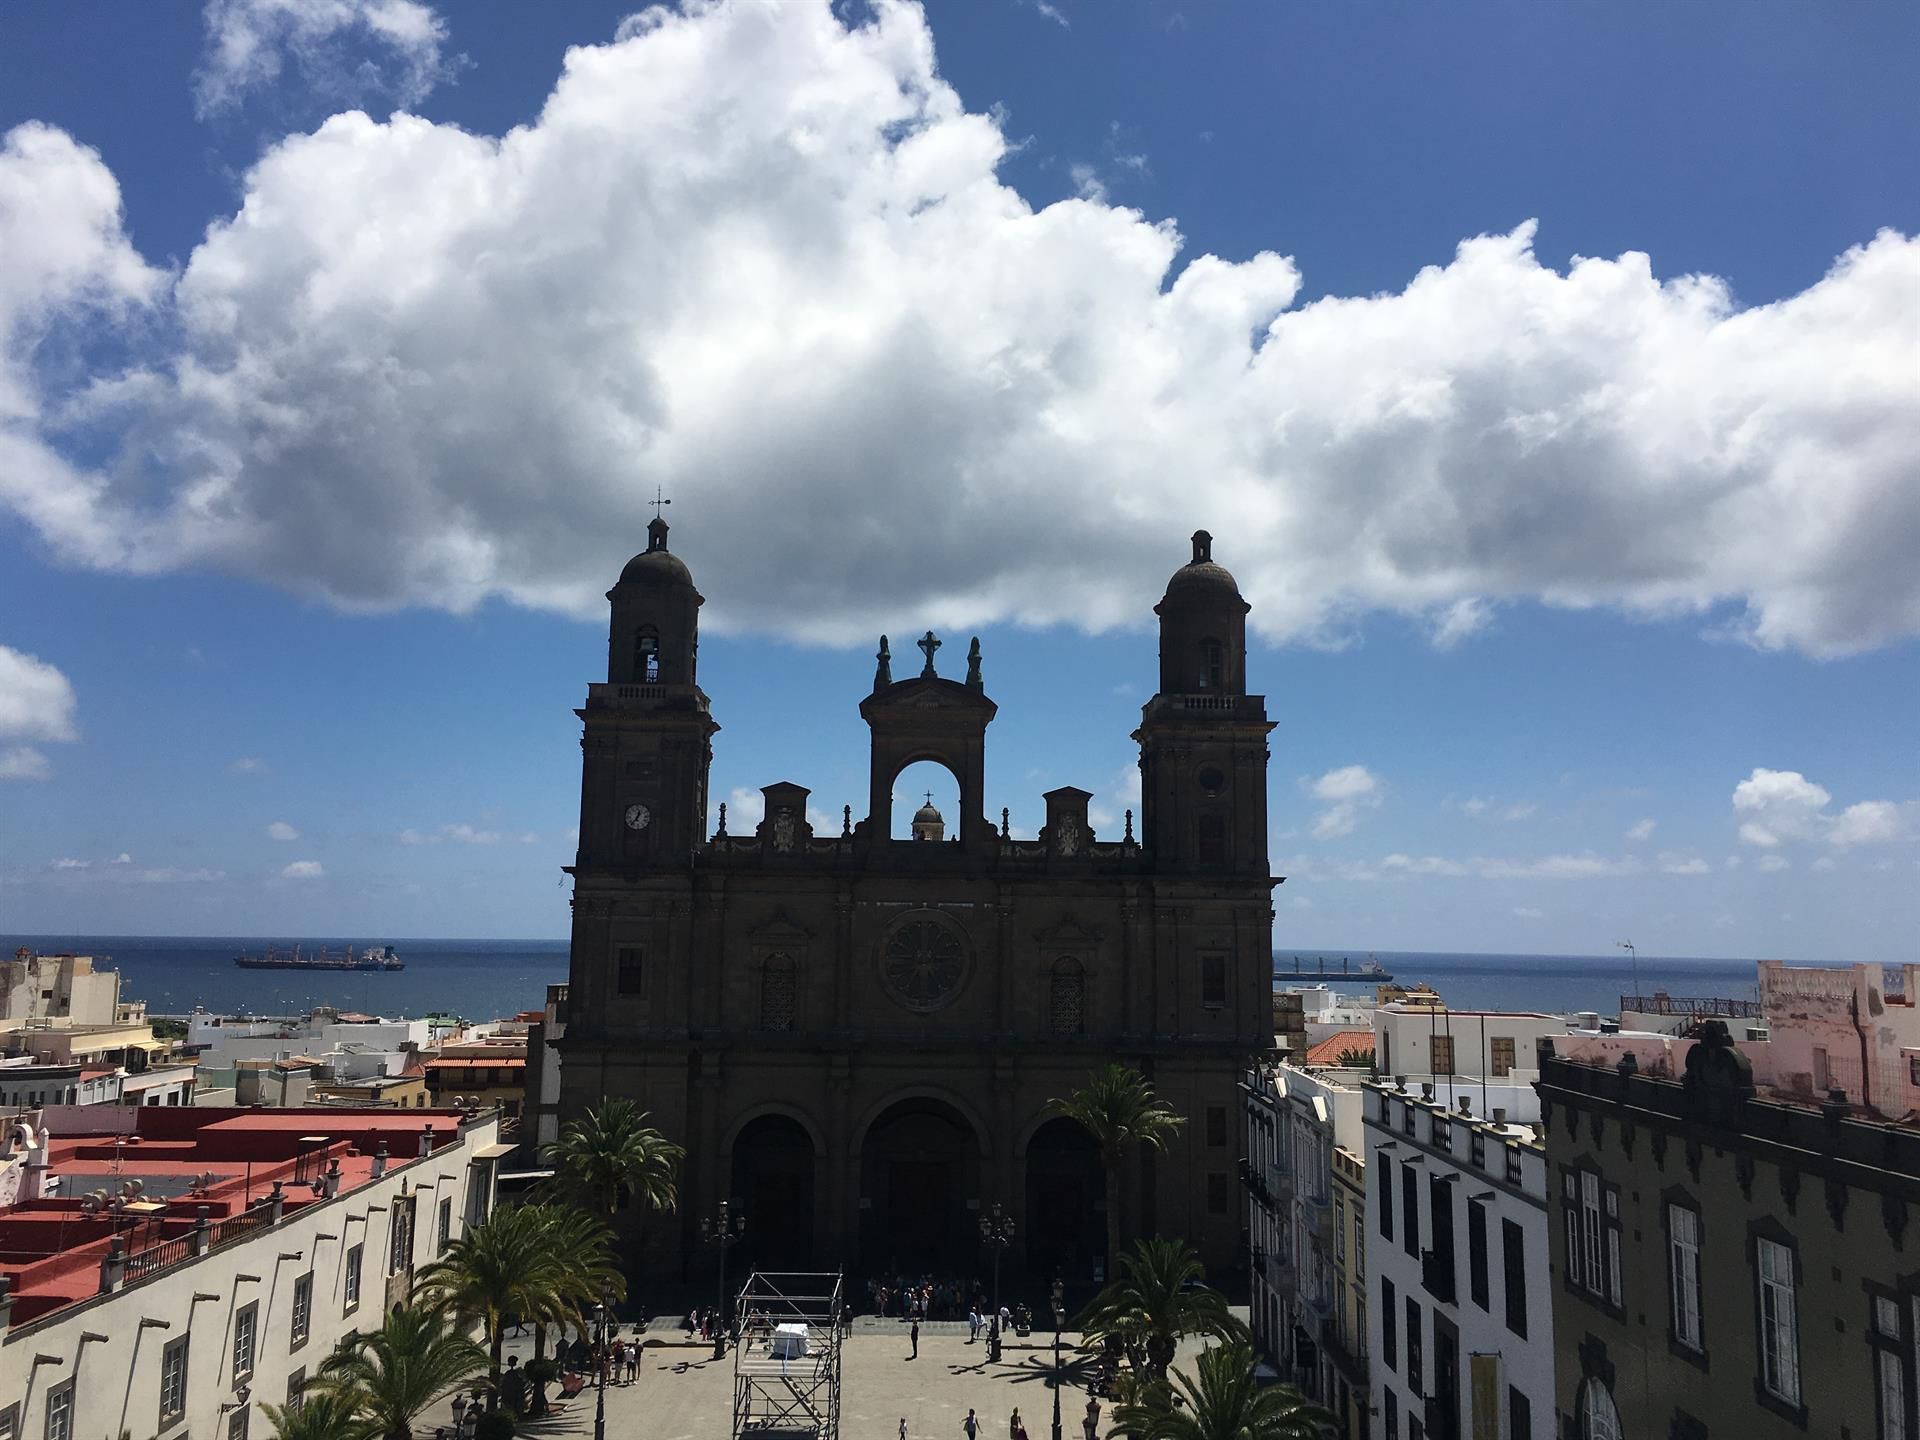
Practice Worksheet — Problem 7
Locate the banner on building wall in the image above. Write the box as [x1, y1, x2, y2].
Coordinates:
[1469, 1352, 1502, 1440]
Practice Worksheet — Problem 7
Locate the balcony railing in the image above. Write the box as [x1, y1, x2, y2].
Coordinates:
[1620, 992, 1763, 1019]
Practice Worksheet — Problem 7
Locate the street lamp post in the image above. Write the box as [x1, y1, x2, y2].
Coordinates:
[979, 1202, 1015, 1363]
[1617, 940, 1638, 1006]
[1050, 1274, 1065, 1440]
[701, 1199, 746, 1361]
[592, 1296, 609, 1440]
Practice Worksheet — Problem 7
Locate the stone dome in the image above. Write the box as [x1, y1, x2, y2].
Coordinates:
[617, 517, 694, 588]
[913, 800, 944, 825]
[1162, 530, 1242, 598]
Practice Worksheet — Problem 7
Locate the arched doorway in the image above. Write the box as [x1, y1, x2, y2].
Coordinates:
[1024, 1117, 1103, 1292]
[858, 1097, 981, 1274]
[730, 1113, 816, 1271]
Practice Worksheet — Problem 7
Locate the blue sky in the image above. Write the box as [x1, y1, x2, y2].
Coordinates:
[1, 0, 1915, 956]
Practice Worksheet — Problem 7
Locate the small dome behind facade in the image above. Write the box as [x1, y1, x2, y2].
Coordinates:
[911, 797, 946, 842]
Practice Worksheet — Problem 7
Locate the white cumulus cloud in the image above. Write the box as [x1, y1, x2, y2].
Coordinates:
[0, 644, 79, 782]
[196, 0, 454, 116]
[1658, 852, 1711, 875]
[266, 820, 300, 841]
[1757, 854, 1791, 873]
[1732, 767, 1914, 850]
[1, 3, 1918, 658]
[1625, 818, 1656, 842]
[1309, 765, 1381, 838]
[281, 858, 325, 879]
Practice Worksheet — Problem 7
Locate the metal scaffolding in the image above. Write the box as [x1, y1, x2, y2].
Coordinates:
[730, 1271, 844, 1440]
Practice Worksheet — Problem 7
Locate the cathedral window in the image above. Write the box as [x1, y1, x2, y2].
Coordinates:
[1201, 953, 1227, 1008]
[760, 953, 797, 1032]
[1199, 637, 1224, 690]
[617, 947, 644, 996]
[636, 626, 660, 682]
[1050, 958, 1086, 1036]
[1198, 812, 1227, 864]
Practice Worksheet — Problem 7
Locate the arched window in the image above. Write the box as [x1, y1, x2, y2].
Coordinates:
[760, 953, 797, 1033]
[1577, 1379, 1620, 1440]
[635, 626, 660, 683]
[1198, 812, 1227, 864]
[1198, 637, 1224, 691]
[1050, 958, 1086, 1037]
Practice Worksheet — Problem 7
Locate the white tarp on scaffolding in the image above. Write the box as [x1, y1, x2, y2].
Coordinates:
[769, 1323, 810, 1360]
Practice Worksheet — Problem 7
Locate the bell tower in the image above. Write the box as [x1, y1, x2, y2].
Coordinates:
[576, 514, 718, 867]
[1134, 530, 1272, 874]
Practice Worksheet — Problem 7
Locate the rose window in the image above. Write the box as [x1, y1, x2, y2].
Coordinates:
[881, 915, 968, 1013]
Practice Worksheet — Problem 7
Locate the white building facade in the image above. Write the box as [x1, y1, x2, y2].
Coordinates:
[1245, 1063, 1367, 1400]
[0, 1108, 506, 1440]
[1364, 1079, 1551, 1440]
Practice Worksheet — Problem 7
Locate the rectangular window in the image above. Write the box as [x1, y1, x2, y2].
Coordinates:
[1401, 1164, 1420, 1258]
[1382, 1276, 1397, 1370]
[345, 1242, 364, 1312]
[1667, 1205, 1703, 1352]
[291, 1271, 314, 1347]
[1200, 954, 1227, 1008]
[287, 1366, 307, 1413]
[1430, 1112, 1451, 1152]
[1428, 1173, 1456, 1301]
[1431, 1035, 1455, 1075]
[1335, 1195, 1347, 1263]
[1205, 1106, 1227, 1147]
[439, 1195, 453, 1254]
[1384, 1390, 1398, 1440]
[1378, 1158, 1395, 1242]
[1874, 1295, 1906, 1440]
[1469, 1130, 1486, 1169]
[1507, 1387, 1532, 1440]
[1206, 1172, 1229, 1215]
[616, 946, 644, 996]
[1502, 1218, 1528, 1339]
[1490, 1037, 1515, 1077]
[1468, 1201, 1490, 1311]
[389, 1200, 414, 1276]
[159, 1335, 190, 1427]
[227, 1404, 250, 1440]
[1405, 1294, 1422, 1396]
[1757, 1236, 1801, 1406]
[1563, 1167, 1622, 1307]
[0, 1402, 17, 1440]
[233, 1300, 258, 1382]
[43, 1382, 74, 1440]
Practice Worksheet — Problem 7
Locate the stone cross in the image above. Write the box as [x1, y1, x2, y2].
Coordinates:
[917, 630, 941, 678]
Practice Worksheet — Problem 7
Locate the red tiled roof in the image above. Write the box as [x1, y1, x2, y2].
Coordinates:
[1305, 1030, 1376, 1066]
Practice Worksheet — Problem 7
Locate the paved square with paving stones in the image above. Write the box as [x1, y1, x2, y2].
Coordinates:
[410, 1319, 1218, 1440]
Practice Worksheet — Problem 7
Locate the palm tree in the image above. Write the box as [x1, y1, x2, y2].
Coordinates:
[263, 1392, 375, 1440]
[308, 1305, 487, 1440]
[1076, 1237, 1244, 1382]
[1112, 1340, 1334, 1440]
[542, 1097, 685, 1218]
[1050, 1063, 1185, 1278]
[522, 1205, 624, 1413]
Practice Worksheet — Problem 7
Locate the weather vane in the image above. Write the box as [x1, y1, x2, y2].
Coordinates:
[650, 485, 671, 519]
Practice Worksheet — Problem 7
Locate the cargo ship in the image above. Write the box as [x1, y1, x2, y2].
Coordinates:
[233, 944, 403, 972]
[1273, 953, 1393, 983]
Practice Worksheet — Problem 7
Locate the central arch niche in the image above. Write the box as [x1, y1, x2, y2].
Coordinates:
[730, 1113, 817, 1271]
[858, 1096, 982, 1273]
[891, 759, 962, 841]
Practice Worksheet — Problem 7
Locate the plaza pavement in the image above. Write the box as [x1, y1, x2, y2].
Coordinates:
[408, 1318, 1222, 1440]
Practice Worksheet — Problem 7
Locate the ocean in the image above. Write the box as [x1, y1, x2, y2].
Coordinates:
[5, 933, 1824, 1023]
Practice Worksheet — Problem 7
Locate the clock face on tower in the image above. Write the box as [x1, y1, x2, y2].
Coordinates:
[624, 803, 651, 831]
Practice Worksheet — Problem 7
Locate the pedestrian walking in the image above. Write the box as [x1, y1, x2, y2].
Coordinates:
[910, 1319, 920, 1358]
[968, 1306, 980, 1343]
[964, 1410, 980, 1440]
[626, 1342, 640, 1384]
[1009, 1407, 1025, 1440]
[900, 1418, 909, 1440]
[1083, 1397, 1101, 1440]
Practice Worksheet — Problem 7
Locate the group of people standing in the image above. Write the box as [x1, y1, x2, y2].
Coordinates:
[943, 1397, 1102, 1440]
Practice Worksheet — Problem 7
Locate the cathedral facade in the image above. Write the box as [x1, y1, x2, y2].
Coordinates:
[560, 517, 1278, 1289]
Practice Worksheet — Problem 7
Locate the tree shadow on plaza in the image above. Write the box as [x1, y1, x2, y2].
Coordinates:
[947, 1351, 1100, 1390]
